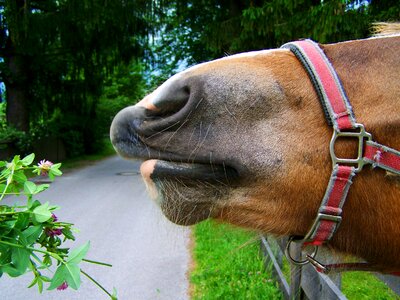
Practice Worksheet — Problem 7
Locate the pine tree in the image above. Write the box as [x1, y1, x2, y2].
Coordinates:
[0, 0, 151, 152]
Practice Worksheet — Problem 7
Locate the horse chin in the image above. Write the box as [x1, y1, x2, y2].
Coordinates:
[140, 159, 236, 225]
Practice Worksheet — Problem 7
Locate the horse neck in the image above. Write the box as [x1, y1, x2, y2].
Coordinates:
[323, 37, 400, 269]
[324, 36, 400, 149]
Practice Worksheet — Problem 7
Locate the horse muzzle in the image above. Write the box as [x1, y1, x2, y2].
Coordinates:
[110, 77, 239, 185]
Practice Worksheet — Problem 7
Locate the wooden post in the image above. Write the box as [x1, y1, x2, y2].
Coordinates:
[287, 241, 303, 300]
[261, 236, 290, 299]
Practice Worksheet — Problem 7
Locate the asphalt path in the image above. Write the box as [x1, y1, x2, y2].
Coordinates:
[0, 156, 191, 300]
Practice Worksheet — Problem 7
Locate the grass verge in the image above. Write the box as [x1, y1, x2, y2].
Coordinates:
[342, 272, 399, 299]
[279, 251, 398, 299]
[190, 220, 282, 300]
[191, 221, 399, 300]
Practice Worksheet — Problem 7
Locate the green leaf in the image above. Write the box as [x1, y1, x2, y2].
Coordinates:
[8, 184, 21, 196]
[29, 199, 42, 210]
[41, 275, 51, 282]
[22, 225, 43, 245]
[0, 183, 7, 194]
[62, 228, 76, 241]
[67, 242, 90, 264]
[50, 163, 62, 177]
[21, 153, 35, 166]
[1, 264, 24, 277]
[13, 170, 27, 184]
[27, 276, 38, 288]
[35, 184, 50, 194]
[11, 155, 20, 165]
[32, 167, 41, 176]
[64, 263, 81, 290]
[11, 247, 30, 275]
[32, 202, 52, 223]
[37, 277, 44, 293]
[0, 245, 11, 265]
[112, 287, 118, 300]
[15, 213, 29, 229]
[42, 255, 52, 267]
[48, 263, 81, 290]
[4, 219, 17, 230]
[49, 204, 60, 211]
[24, 181, 37, 196]
[47, 265, 65, 290]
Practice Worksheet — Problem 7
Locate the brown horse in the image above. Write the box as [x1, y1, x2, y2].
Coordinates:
[110, 27, 400, 272]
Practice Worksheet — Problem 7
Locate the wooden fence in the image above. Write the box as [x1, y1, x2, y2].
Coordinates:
[260, 236, 400, 299]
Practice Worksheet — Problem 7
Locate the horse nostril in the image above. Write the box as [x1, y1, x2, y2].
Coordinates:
[151, 84, 190, 117]
[111, 79, 193, 141]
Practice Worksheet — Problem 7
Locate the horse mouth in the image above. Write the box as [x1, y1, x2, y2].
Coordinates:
[111, 131, 240, 184]
[148, 160, 239, 184]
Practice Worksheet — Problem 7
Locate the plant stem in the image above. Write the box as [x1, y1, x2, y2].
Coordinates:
[0, 210, 27, 215]
[0, 163, 15, 201]
[83, 258, 112, 267]
[0, 240, 65, 264]
[81, 269, 115, 299]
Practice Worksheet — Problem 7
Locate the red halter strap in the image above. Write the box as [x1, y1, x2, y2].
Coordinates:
[281, 39, 400, 273]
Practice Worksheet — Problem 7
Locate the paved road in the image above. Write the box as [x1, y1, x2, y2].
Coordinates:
[0, 156, 191, 300]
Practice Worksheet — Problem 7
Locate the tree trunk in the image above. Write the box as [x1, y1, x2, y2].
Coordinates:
[3, 0, 30, 132]
[5, 47, 30, 132]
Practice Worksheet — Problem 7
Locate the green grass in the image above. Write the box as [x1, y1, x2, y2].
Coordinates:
[190, 220, 282, 300]
[191, 221, 399, 300]
[342, 272, 399, 300]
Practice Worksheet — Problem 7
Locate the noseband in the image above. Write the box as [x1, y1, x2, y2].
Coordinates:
[281, 40, 400, 274]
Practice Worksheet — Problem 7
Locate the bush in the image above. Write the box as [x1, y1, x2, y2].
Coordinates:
[0, 126, 33, 157]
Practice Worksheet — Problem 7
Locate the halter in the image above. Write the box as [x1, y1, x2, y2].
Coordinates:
[280, 39, 400, 274]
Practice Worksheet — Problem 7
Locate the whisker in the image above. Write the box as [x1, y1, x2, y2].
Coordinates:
[144, 120, 182, 140]
[163, 118, 190, 151]
[190, 123, 212, 163]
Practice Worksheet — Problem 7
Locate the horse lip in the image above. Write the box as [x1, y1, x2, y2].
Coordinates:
[149, 160, 239, 183]
[112, 130, 244, 183]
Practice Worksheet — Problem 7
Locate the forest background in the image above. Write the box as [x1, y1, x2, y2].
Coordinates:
[0, 0, 398, 159]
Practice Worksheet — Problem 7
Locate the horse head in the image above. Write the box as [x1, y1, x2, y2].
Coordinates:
[111, 35, 400, 271]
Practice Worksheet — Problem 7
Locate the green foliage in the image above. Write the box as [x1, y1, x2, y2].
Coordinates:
[151, 0, 400, 72]
[239, 0, 369, 49]
[191, 220, 282, 299]
[0, 153, 115, 298]
[0, 0, 152, 155]
[0, 103, 31, 155]
[369, 0, 400, 21]
[95, 62, 146, 137]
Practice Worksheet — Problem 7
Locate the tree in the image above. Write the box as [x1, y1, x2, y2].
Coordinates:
[152, 0, 398, 73]
[0, 0, 151, 153]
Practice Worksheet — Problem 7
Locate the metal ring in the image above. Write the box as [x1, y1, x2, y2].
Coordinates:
[284, 236, 319, 266]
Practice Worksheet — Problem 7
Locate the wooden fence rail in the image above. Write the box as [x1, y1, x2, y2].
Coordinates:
[260, 236, 400, 300]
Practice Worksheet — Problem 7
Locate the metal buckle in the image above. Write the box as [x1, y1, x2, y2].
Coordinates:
[306, 254, 328, 273]
[285, 236, 319, 266]
[304, 213, 342, 242]
[329, 123, 372, 173]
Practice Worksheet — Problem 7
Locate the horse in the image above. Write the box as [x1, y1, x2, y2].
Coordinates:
[110, 24, 400, 272]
